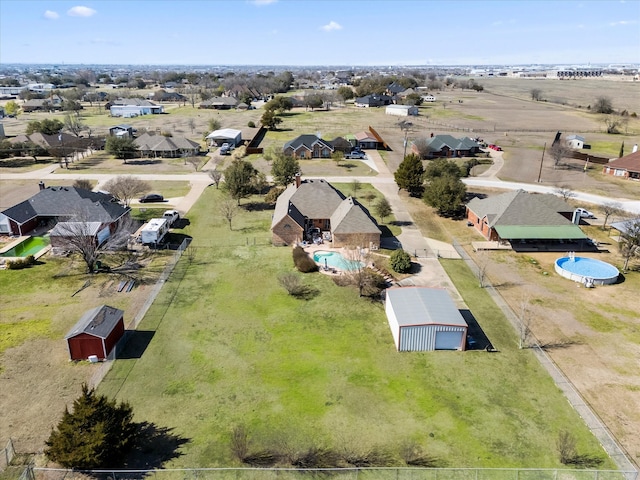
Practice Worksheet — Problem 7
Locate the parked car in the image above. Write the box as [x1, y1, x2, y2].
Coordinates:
[139, 193, 164, 203]
[345, 151, 366, 159]
[219, 143, 234, 155]
[163, 210, 180, 226]
[575, 208, 595, 219]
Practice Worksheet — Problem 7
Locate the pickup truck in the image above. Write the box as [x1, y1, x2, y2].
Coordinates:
[219, 143, 234, 155]
[345, 150, 366, 159]
[163, 210, 180, 227]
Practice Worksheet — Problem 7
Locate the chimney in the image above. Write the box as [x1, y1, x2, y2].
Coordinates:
[633, 144, 638, 154]
[38, 181, 45, 190]
[295, 173, 301, 188]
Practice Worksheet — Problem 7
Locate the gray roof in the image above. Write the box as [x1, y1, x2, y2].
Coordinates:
[331, 197, 381, 234]
[65, 305, 124, 339]
[386, 287, 467, 327]
[50, 221, 102, 237]
[423, 135, 480, 153]
[1, 187, 129, 225]
[610, 217, 640, 235]
[466, 190, 573, 228]
[283, 134, 334, 153]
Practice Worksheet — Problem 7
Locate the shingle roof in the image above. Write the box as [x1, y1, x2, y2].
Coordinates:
[606, 151, 640, 173]
[331, 197, 381, 234]
[1, 187, 129, 225]
[65, 305, 124, 339]
[283, 134, 333, 152]
[424, 135, 479, 152]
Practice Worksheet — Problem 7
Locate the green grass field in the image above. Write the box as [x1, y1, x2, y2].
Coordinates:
[98, 186, 611, 469]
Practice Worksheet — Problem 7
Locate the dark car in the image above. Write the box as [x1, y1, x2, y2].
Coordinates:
[139, 193, 164, 203]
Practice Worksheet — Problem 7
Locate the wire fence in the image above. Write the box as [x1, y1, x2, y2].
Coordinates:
[450, 239, 638, 475]
[29, 467, 639, 480]
[88, 238, 191, 388]
[0, 439, 16, 471]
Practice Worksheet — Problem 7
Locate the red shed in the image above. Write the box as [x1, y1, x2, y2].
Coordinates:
[65, 305, 125, 361]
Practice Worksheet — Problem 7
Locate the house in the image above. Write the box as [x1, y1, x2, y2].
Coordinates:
[412, 135, 481, 158]
[354, 131, 380, 150]
[205, 128, 242, 147]
[386, 82, 406, 96]
[109, 124, 135, 138]
[566, 134, 586, 150]
[465, 189, 589, 247]
[385, 104, 418, 117]
[354, 94, 392, 108]
[602, 148, 640, 180]
[22, 95, 64, 112]
[0, 184, 130, 236]
[329, 136, 353, 153]
[283, 134, 334, 159]
[134, 132, 200, 158]
[385, 287, 468, 351]
[199, 97, 239, 110]
[65, 305, 125, 361]
[271, 175, 381, 248]
[110, 102, 164, 117]
[49, 221, 112, 250]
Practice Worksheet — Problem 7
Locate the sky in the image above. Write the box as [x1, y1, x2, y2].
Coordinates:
[0, 0, 639, 66]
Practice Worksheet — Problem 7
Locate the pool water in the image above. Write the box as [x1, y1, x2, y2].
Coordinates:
[313, 251, 363, 271]
[555, 256, 619, 285]
[0, 236, 50, 258]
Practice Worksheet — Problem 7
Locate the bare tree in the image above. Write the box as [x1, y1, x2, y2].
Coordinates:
[530, 88, 543, 101]
[187, 118, 196, 135]
[518, 294, 532, 349]
[593, 96, 613, 114]
[208, 169, 223, 189]
[619, 218, 640, 272]
[476, 252, 488, 288]
[219, 196, 238, 230]
[102, 176, 151, 207]
[554, 185, 576, 202]
[412, 138, 430, 159]
[600, 201, 623, 230]
[73, 179, 94, 191]
[52, 211, 137, 273]
[351, 179, 361, 198]
[549, 142, 571, 169]
[186, 156, 201, 171]
[602, 115, 626, 134]
[64, 113, 87, 137]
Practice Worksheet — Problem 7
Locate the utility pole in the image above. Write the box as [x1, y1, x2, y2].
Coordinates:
[537, 142, 546, 183]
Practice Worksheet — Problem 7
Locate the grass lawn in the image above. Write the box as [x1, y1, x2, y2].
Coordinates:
[99, 187, 611, 469]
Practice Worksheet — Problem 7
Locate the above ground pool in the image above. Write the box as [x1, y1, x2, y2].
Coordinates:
[555, 255, 619, 286]
[313, 250, 363, 271]
[0, 236, 50, 258]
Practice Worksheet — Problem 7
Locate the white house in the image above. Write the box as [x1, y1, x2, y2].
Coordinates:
[205, 128, 242, 147]
[385, 104, 419, 117]
[566, 134, 585, 150]
[385, 287, 468, 351]
[110, 104, 164, 118]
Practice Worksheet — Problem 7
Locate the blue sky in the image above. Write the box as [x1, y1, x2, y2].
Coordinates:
[1, 0, 639, 66]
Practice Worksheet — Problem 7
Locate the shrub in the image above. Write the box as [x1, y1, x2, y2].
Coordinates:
[390, 250, 412, 273]
[279, 272, 311, 297]
[248, 121, 256, 128]
[292, 246, 317, 273]
[265, 186, 285, 205]
[6, 255, 35, 270]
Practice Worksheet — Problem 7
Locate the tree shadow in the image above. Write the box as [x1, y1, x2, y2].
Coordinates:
[539, 340, 581, 350]
[243, 201, 274, 212]
[390, 220, 413, 227]
[117, 331, 155, 359]
[125, 159, 163, 166]
[123, 422, 190, 469]
[291, 285, 320, 301]
[173, 218, 191, 229]
[378, 225, 395, 238]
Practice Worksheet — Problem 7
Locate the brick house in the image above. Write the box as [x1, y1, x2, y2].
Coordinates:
[283, 134, 334, 159]
[602, 149, 640, 180]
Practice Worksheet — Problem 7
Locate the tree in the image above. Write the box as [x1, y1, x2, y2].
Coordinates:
[219, 196, 239, 230]
[208, 169, 223, 189]
[423, 175, 466, 216]
[64, 113, 87, 137]
[619, 141, 624, 158]
[394, 153, 424, 196]
[105, 136, 139, 163]
[351, 179, 361, 198]
[265, 96, 293, 114]
[390, 249, 411, 273]
[208, 117, 221, 133]
[270, 152, 300, 186]
[224, 158, 260, 204]
[73, 179, 94, 191]
[424, 158, 464, 180]
[332, 150, 344, 167]
[619, 218, 640, 272]
[600, 201, 623, 230]
[45, 384, 137, 469]
[26, 118, 64, 135]
[374, 197, 392, 223]
[52, 212, 136, 273]
[412, 138, 430, 159]
[530, 88, 543, 101]
[102, 175, 150, 207]
[554, 185, 576, 202]
[303, 93, 324, 111]
[188, 118, 196, 135]
[549, 141, 571, 169]
[603, 115, 624, 134]
[337, 86, 354, 103]
[4, 100, 20, 116]
[593, 96, 613, 114]
[260, 109, 282, 130]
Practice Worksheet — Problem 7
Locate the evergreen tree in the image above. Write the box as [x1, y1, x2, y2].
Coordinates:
[394, 153, 424, 196]
[423, 175, 467, 217]
[390, 249, 412, 273]
[270, 152, 300, 186]
[224, 158, 260, 204]
[374, 197, 392, 223]
[45, 384, 138, 469]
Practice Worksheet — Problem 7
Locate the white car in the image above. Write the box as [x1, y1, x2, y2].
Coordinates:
[575, 208, 595, 219]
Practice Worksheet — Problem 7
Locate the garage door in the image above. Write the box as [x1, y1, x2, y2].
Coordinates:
[435, 331, 462, 350]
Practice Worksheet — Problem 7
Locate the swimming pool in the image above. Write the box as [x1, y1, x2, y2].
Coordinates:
[0, 236, 50, 258]
[555, 255, 619, 286]
[313, 250, 363, 271]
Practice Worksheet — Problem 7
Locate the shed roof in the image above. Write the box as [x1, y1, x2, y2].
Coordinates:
[50, 221, 103, 237]
[65, 305, 124, 340]
[206, 128, 242, 140]
[386, 287, 467, 327]
[494, 225, 587, 240]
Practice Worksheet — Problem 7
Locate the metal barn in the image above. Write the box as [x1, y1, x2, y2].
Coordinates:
[65, 305, 125, 361]
[385, 287, 467, 351]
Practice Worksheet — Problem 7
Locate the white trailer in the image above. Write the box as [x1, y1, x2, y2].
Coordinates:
[140, 218, 169, 244]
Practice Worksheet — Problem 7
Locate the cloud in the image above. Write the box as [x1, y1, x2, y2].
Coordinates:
[321, 21, 342, 32]
[44, 10, 59, 19]
[67, 6, 97, 17]
[251, 0, 277, 5]
[609, 20, 637, 26]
